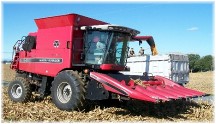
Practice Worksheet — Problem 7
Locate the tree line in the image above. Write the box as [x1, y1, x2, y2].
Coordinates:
[187, 54, 214, 73]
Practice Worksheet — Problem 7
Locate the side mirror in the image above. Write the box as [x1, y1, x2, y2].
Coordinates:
[81, 53, 85, 61]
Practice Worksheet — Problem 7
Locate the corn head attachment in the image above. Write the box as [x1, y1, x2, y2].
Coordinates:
[90, 72, 205, 102]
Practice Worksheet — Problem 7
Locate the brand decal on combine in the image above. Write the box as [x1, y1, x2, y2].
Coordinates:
[53, 40, 60, 48]
[20, 58, 63, 63]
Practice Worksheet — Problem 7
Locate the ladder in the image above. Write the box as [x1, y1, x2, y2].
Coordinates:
[10, 53, 19, 69]
[10, 36, 26, 69]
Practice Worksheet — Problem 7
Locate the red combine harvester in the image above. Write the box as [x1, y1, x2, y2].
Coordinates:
[8, 14, 205, 111]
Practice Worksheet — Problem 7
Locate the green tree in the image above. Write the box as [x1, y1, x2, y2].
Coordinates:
[200, 55, 214, 71]
[192, 55, 214, 72]
[194, 58, 204, 72]
[187, 54, 200, 72]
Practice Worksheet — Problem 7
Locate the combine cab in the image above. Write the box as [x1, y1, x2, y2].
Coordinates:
[8, 14, 205, 111]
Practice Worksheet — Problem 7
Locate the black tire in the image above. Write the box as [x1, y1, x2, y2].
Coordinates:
[51, 70, 86, 111]
[8, 77, 31, 102]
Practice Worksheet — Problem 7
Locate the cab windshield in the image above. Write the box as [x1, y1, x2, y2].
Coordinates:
[84, 30, 130, 66]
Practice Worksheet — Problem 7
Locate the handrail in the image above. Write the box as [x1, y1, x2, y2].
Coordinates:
[10, 36, 26, 69]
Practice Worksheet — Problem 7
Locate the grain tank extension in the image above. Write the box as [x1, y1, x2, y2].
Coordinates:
[8, 14, 205, 111]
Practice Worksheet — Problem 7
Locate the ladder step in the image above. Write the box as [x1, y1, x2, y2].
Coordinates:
[11, 52, 19, 69]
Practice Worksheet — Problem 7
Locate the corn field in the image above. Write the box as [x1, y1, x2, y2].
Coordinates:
[1, 64, 214, 122]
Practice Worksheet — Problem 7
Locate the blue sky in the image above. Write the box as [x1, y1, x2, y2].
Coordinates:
[2, 2, 214, 60]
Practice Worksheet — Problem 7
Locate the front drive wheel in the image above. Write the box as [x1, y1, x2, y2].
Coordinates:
[8, 77, 31, 102]
[51, 70, 85, 111]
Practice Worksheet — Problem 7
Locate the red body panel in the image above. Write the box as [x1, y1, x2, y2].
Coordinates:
[100, 64, 125, 71]
[36, 26, 73, 49]
[16, 14, 108, 77]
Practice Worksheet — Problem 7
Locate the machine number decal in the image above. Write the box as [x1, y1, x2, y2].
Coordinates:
[20, 58, 63, 63]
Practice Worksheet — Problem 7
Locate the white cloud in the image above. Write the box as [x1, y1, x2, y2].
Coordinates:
[187, 27, 199, 31]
